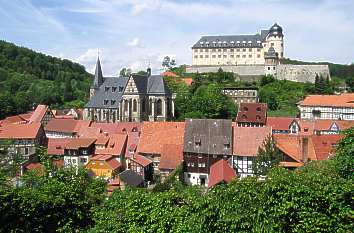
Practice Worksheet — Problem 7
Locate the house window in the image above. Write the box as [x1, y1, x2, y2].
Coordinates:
[24, 147, 29, 155]
[156, 99, 162, 116]
[80, 158, 87, 163]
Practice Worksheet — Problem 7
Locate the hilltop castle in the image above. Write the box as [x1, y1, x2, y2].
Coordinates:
[187, 23, 330, 83]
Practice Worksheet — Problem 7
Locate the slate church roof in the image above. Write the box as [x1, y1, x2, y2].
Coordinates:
[85, 57, 172, 109]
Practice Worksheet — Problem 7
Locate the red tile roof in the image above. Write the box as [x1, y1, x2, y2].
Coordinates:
[274, 134, 317, 163]
[47, 138, 72, 155]
[183, 77, 193, 86]
[90, 154, 122, 170]
[106, 158, 122, 170]
[208, 159, 236, 188]
[0, 123, 42, 139]
[299, 93, 354, 108]
[311, 135, 343, 160]
[159, 144, 183, 170]
[2, 115, 28, 125]
[266, 117, 295, 131]
[65, 138, 96, 150]
[131, 154, 152, 167]
[90, 122, 141, 135]
[236, 103, 267, 124]
[162, 71, 179, 77]
[138, 121, 185, 154]
[95, 134, 128, 156]
[29, 105, 49, 123]
[233, 126, 272, 156]
[45, 118, 79, 133]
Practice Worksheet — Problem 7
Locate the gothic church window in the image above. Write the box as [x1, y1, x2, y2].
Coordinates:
[133, 99, 137, 112]
[156, 99, 162, 116]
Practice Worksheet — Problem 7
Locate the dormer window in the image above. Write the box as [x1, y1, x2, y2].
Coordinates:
[105, 87, 110, 92]
[243, 107, 248, 111]
[111, 100, 116, 105]
[118, 86, 124, 92]
[104, 99, 109, 105]
[256, 115, 261, 120]
[242, 114, 247, 119]
[195, 138, 201, 147]
[256, 107, 261, 112]
[112, 87, 117, 92]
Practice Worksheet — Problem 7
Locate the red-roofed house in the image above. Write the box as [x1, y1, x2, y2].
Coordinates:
[63, 138, 96, 167]
[298, 93, 354, 120]
[29, 104, 54, 126]
[232, 125, 272, 177]
[138, 121, 185, 172]
[266, 117, 295, 134]
[0, 123, 46, 161]
[159, 144, 184, 181]
[45, 118, 81, 138]
[208, 159, 236, 188]
[236, 103, 267, 127]
[85, 154, 122, 179]
[47, 138, 72, 155]
[129, 154, 153, 182]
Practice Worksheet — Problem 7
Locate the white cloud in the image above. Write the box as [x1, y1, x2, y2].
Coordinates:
[127, 37, 143, 48]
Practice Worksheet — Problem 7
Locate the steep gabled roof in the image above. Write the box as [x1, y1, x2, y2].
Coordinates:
[266, 117, 295, 131]
[29, 105, 49, 123]
[299, 93, 354, 108]
[236, 103, 267, 125]
[118, 170, 144, 187]
[208, 159, 236, 188]
[0, 123, 42, 139]
[45, 118, 78, 133]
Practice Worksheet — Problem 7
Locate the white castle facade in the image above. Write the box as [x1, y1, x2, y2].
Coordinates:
[187, 23, 330, 83]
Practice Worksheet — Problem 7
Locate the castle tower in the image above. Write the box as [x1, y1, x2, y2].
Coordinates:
[90, 56, 104, 99]
[264, 47, 279, 76]
[265, 23, 284, 58]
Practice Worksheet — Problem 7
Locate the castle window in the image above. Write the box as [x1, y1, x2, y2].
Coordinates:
[257, 48, 261, 52]
[236, 48, 240, 52]
[212, 49, 216, 52]
[271, 43, 274, 46]
[218, 55, 222, 58]
[230, 55, 234, 58]
[142, 99, 146, 112]
[223, 55, 227, 58]
[249, 55, 252, 58]
[194, 55, 198, 58]
[242, 55, 246, 58]
[242, 48, 246, 52]
[257, 54, 261, 58]
[212, 55, 216, 58]
[236, 55, 240, 58]
[223, 49, 227, 52]
[205, 55, 209, 58]
[230, 49, 234, 52]
[156, 99, 162, 116]
[218, 49, 221, 52]
[133, 99, 137, 112]
[199, 55, 203, 58]
[249, 48, 252, 52]
[273, 67, 276, 70]
[268, 67, 271, 70]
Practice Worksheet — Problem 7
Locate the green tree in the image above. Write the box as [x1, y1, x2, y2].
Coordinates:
[345, 76, 354, 92]
[252, 135, 282, 176]
[260, 75, 275, 86]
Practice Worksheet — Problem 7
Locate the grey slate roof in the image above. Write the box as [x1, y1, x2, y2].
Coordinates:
[147, 75, 171, 94]
[183, 119, 233, 155]
[92, 57, 104, 88]
[118, 170, 144, 187]
[192, 34, 264, 49]
[86, 76, 128, 109]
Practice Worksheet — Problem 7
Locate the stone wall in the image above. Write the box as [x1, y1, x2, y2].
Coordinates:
[276, 64, 330, 83]
[186, 64, 330, 83]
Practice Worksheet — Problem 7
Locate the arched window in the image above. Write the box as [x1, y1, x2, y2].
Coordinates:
[133, 99, 137, 112]
[124, 100, 128, 111]
[142, 99, 145, 113]
[156, 99, 162, 116]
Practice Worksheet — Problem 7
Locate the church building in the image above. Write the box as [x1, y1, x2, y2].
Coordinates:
[83, 57, 175, 122]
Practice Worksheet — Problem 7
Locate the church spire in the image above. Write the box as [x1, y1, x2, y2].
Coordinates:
[93, 55, 103, 88]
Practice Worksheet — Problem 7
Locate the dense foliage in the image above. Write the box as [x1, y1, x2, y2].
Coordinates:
[0, 40, 93, 119]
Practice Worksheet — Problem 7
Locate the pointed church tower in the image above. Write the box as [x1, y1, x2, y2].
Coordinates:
[90, 56, 104, 99]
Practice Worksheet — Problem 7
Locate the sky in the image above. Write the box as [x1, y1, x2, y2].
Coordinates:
[0, 0, 354, 76]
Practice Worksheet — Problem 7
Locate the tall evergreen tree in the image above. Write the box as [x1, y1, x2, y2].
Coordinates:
[252, 135, 282, 176]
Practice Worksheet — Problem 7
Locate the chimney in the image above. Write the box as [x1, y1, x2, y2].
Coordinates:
[147, 67, 151, 77]
[301, 137, 309, 163]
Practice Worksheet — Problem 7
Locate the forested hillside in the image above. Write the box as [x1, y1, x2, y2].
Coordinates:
[0, 40, 93, 119]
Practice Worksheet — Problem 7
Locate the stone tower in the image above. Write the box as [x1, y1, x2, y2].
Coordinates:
[265, 23, 284, 58]
[264, 47, 279, 76]
[90, 56, 104, 99]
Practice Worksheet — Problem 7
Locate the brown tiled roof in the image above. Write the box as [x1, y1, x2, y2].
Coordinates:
[233, 126, 272, 156]
[47, 138, 72, 155]
[266, 117, 295, 131]
[236, 103, 267, 124]
[45, 118, 78, 133]
[65, 138, 96, 150]
[208, 159, 236, 188]
[90, 122, 141, 135]
[274, 134, 317, 162]
[95, 137, 109, 145]
[95, 134, 128, 156]
[131, 154, 152, 167]
[2, 115, 28, 125]
[29, 105, 49, 123]
[0, 123, 42, 139]
[311, 135, 343, 160]
[106, 158, 122, 170]
[299, 93, 354, 108]
[159, 144, 183, 170]
[138, 121, 185, 154]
